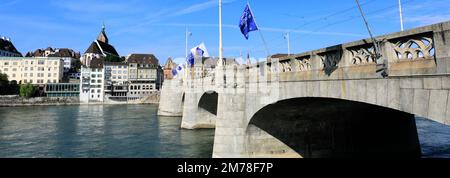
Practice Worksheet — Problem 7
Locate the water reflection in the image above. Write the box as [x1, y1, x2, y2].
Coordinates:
[0, 105, 214, 158]
[0, 105, 448, 158]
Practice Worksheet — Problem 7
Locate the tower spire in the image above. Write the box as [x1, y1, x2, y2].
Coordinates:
[97, 22, 109, 44]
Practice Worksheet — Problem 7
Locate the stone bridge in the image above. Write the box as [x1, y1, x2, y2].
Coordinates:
[158, 21, 450, 158]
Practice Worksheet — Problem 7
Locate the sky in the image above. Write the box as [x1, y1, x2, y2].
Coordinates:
[1, 0, 450, 65]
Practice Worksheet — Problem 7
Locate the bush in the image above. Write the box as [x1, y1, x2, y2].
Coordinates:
[0, 73, 19, 95]
[20, 83, 36, 98]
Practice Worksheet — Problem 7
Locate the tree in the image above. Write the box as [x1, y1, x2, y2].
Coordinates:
[104, 55, 124, 63]
[72, 59, 82, 73]
[20, 83, 36, 98]
[0, 73, 9, 95]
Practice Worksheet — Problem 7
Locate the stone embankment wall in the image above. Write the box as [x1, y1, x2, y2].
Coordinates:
[0, 96, 79, 107]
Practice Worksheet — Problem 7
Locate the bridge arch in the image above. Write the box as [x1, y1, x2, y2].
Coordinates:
[198, 91, 219, 115]
[247, 97, 422, 158]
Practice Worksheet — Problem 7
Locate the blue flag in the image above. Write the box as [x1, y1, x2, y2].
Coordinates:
[239, 4, 258, 40]
[187, 53, 195, 67]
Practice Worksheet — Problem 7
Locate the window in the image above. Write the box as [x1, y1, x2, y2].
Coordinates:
[91, 89, 95, 93]
[97, 89, 101, 93]
[12, 62, 17, 65]
[118, 71, 122, 74]
[38, 60, 45, 65]
[30, 73, 33, 77]
[112, 71, 116, 74]
[54, 73, 57, 77]
[118, 66, 122, 69]
[30, 67, 33, 71]
[91, 74, 96, 78]
[53, 80, 57, 83]
[12, 68, 17, 72]
[118, 76, 122, 79]
[113, 76, 116, 79]
[124, 76, 127, 79]
[48, 73, 51, 77]
[12, 74, 16, 77]
[123, 71, 127, 74]
[30, 80, 33, 83]
[97, 80, 101, 83]
[24, 80, 27, 83]
[24, 73, 28, 77]
[48, 68, 51, 71]
[91, 80, 95, 83]
[4, 62, 8, 65]
[47, 80, 51, 83]
[98, 74, 102, 78]
[25, 67, 28, 71]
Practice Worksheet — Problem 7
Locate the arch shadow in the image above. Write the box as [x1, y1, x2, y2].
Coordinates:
[198, 91, 218, 115]
[249, 97, 421, 158]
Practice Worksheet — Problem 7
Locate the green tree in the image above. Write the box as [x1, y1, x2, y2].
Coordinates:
[20, 83, 36, 98]
[104, 55, 124, 63]
[0, 73, 9, 95]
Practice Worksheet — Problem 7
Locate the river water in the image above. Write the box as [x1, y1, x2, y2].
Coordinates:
[0, 105, 449, 158]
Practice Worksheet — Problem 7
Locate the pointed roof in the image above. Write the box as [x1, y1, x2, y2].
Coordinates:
[96, 23, 109, 44]
[0, 37, 22, 56]
[164, 57, 175, 69]
[84, 40, 119, 56]
[85, 42, 102, 54]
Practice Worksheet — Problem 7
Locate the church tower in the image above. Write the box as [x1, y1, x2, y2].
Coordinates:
[97, 22, 109, 44]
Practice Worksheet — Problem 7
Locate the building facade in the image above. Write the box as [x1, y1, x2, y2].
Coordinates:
[0, 57, 64, 84]
[80, 58, 105, 103]
[104, 62, 129, 101]
[126, 54, 160, 100]
[163, 57, 175, 80]
[26, 47, 81, 73]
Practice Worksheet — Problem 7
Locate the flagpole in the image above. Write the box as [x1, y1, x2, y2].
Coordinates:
[398, 0, 404, 31]
[284, 32, 291, 56]
[246, 2, 270, 57]
[218, 0, 224, 66]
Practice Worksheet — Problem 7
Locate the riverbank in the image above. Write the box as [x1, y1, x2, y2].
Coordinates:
[0, 95, 160, 107]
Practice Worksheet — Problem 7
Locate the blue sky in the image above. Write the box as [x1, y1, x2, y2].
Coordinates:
[1, 0, 450, 65]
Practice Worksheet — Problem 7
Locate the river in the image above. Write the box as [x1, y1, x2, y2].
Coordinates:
[0, 105, 449, 158]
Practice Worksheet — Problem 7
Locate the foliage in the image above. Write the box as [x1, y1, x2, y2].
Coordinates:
[0, 73, 19, 95]
[104, 55, 125, 63]
[19, 83, 36, 98]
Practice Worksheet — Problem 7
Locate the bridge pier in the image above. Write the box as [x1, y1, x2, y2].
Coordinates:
[181, 91, 216, 129]
[158, 80, 184, 117]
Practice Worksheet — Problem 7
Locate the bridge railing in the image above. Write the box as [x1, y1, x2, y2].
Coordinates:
[244, 21, 450, 83]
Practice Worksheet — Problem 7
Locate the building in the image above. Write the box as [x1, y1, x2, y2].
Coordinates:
[191, 57, 238, 78]
[26, 47, 81, 73]
[104, 62, 129, 101]
[81, 24, 119, 67]
[80, 58, 105, 103]
[0, 57, 64, 84]
[45, 83, 80, 97]
[0, 36, 22, 57]
[163, 57, 176, 80]
[126, 54, 161, 100]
